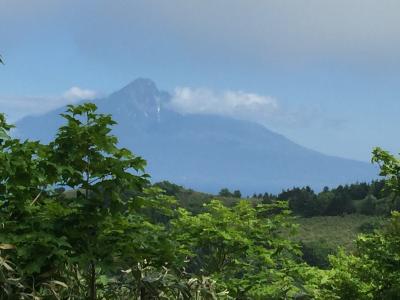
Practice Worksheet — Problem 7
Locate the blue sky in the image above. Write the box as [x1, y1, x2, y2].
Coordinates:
[0, 0, 399, 161]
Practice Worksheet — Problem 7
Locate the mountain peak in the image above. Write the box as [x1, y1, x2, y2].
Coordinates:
[112, 78, 160, 100]
[122, 78, 158, 93]
[104, 78, 169, 121]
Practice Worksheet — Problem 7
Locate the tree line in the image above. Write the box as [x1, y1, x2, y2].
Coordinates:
[219, 180, 391, 217]
[165, 179, 392, 218]
[273, 180, 392, 217]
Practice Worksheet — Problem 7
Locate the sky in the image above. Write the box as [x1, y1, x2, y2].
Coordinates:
[0, 0, 399, 161]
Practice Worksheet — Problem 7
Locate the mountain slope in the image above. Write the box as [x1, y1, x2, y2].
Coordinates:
[15, 78, 378, 194]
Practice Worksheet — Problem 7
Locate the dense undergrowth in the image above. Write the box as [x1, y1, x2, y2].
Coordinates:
[1, 103, 400, 299]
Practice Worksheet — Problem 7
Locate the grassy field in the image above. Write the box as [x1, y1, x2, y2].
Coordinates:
[294, 214, 385, 267]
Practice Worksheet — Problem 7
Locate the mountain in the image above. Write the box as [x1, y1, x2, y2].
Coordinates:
[15, 78, 378, 194]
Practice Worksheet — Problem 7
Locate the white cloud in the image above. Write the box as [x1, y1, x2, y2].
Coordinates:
[169, 87, 343, 131]
[63, 86, 97, 101]
[170, 87, 285, 126]
[0, 86, 98, 122]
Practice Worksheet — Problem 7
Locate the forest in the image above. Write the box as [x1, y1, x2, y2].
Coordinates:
[1, 103, 400, 299]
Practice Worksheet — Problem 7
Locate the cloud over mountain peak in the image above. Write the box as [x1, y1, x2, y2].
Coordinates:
[170, 87, 279, 123]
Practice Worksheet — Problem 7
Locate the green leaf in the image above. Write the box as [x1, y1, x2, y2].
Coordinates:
[0, 127, 10, 140]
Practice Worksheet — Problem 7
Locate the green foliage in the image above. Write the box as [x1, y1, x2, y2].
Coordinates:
[326, 185, 356, 215]
[232, 190, 241, 198]
[156, 181, 254, 215]
[154, 181, 184, 197]
[0, 104, 178, 299]
[300, 240, 335, 269]
[275, 180, 391, 217]
[372, 147, 400, 197]
[314, 147, 400, 299]
[0, 244, 70, 299]
[0, 114, 12, 142]
[46, 103, 178, 299]
[319, 212, 400, 299]
[0, 115, 67, 283]
[98, 263, 230, 299]
[218, 188, 232, 197]
[358, 194, 378, 215]
[0, 244, 23, 298]
[172, 200, 316, 298]
[314, 191, 335, 215]
[1, 104, 255, 299]
[279, 186, 317, 217]
[165, 179, 391, 218]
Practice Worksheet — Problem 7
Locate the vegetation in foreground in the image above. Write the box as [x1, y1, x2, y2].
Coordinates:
[1, 103, 400, 299]
[155, 181, 390, 269]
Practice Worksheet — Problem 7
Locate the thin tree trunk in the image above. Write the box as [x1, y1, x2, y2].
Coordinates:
[89, 261, 96, 300]
[85, 112, 96, 300]
[140, 286, 146, 300]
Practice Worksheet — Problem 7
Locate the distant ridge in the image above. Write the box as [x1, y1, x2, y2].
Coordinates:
[16, 78, 378, 194]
